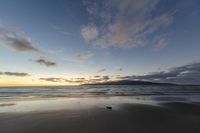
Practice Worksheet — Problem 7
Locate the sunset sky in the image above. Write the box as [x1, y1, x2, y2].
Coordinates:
[0, 0, 200, 86]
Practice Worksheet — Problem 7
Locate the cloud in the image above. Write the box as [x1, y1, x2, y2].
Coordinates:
[82, 0, 174, 49]
[81, 23, 99, 41]
[96, 68, 106, 73]
[40, 78, 68, 83]
[153, 36, 168, 51]
[86, 75, 110, 83]
[88, 75, 110, 83]
[118, 62, 200, 85]
[39, 75, 111, 84]
[74, 52, 93, 62]
[39, 77, 87, 84]
[31, 58, 57, 67]
[39, 63, 200, 85]
[102, 75, 110, 80]
[0, 72, 29, 77]
[0, 26, 39, 52]
[50, 24, 73, 36]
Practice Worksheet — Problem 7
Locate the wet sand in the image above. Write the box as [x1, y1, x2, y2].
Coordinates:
[0, 102, 200, 133]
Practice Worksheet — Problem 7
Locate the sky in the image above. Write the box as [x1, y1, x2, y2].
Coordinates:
[0, 0, 200, 86]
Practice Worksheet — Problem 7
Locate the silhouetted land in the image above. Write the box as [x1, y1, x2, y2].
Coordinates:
[82, 80, 177, 86]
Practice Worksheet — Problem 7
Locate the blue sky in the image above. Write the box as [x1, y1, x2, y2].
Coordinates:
[0, 0, 200, 85]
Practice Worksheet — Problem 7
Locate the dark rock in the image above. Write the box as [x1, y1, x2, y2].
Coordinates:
[106, 106, 112, 110]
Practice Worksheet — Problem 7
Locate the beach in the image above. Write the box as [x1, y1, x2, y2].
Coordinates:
[1, 101, 200, 133]
[0, 85, 200, 133]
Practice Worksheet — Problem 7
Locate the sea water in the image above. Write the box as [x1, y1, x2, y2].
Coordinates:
[0, 85, 200, 112]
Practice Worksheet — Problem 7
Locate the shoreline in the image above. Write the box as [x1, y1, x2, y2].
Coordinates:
[1, 95, 200, 113]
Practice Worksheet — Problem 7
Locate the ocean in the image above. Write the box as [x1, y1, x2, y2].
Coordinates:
[1, 85, 200, 99]
[0, 85, 200, 112]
